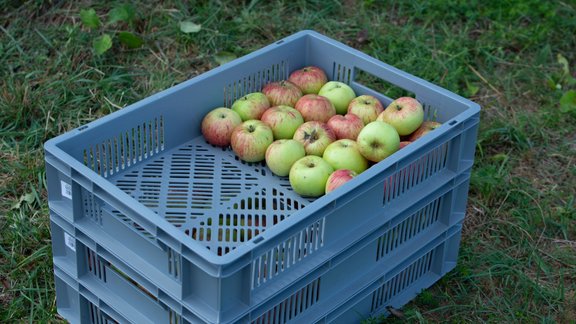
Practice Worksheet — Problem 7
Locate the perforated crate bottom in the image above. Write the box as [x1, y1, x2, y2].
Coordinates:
[108, 136, 313, 256]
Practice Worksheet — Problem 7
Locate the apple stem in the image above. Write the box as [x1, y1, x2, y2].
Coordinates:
[396, 104, 402, 111]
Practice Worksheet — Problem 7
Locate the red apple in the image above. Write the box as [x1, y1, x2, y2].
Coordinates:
[293, 121, 336, 156]
[260, 105, 304, 139]
[201, 107, 242, 147]
[408, 121, 442, 141]
[347, 95, 384, 125]
[262, 80, 303, 107]
[325, 169, 357, 194]
[294, 94, 336, 123]
[326, 113, 364, 140]
[288, 66, 328, 94]
[378, 97, 424, 136]
[230, 120, 274, 162]
[399, 141, 411, 149]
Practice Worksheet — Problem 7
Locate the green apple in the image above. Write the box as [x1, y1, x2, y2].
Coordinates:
[230, 120, 274, 162]
[231, 92, 270, 121]
[322, 139, 368, 174]
[377, 97, 424, 136]
[289, 156, 334, 197]
[318, 81, 356, 115]
[260, 105, 304, 139]
[348, 95, 384, 125]
[265, 139, 306, 177]
[357, 121, 400, 162]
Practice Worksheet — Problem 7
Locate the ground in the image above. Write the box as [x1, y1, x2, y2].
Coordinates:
[1, 1, 575, 322]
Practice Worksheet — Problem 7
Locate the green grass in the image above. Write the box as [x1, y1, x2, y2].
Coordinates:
[1, 0, 575, 322]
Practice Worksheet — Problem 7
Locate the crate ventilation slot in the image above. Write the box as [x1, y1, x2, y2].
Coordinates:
[86, 247, 108, 282]
[252, 218, 325, 289]
[332, 62, 352, 84]
[88, 301, 118, 324]
[224, 60, 289, 107]
[383, 142, 449, 205]
[110, 136, 309, 256]
[370, 248, 436, 313]
[252, 277, 321, 324]
[376, 195, 443, 261]
[82, 116, 164, 178]
[82, 190, 103, 225]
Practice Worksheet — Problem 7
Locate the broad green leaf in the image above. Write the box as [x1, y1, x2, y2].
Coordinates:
[118, 32, 144, 48]
[560, 90, 576, 113]
[557, 53, 570, 76]
[93, 34, 112, 55]
[108, 4, 136, 24]
[80, 8, 101, 29]
[179, 21, 201, 33]
[214, 51, 237, 65]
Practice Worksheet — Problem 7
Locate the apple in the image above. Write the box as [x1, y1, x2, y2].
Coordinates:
[408, 121, 442, 141]
[260, 105, 304, 139]
[262, 80, 303, 107]
[322, 139, 368, 174]
[201, 107, 242, 147]
[399, 141, 411, 149]
[293, 121, 336, 156]
[325, 169, 357, 194]
[347, 95, 384, 125]
[231, 92, 270, 121]
[377, 97, 424, 136]
[294, 94, 336, 123]
[318, 81, 356, 115]
[288, 66, 328, 94]
[265, 139, 306, 177]
[326, 113, 364, 140]
[289, 156, 334, 197]
[230, 120, 274, 162]
[356, 121, 400, 162]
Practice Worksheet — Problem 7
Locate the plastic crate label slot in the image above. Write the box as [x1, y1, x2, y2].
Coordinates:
[252, 218, 325, 289]
[252, 277, 321, 324]
[383, 142, 449, 205]
[370, 247, 435, 313]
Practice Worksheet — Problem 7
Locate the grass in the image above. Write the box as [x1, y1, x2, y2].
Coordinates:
[1, 0, 575, 322]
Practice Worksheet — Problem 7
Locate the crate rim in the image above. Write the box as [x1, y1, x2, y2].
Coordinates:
[44, 29, 480, 268]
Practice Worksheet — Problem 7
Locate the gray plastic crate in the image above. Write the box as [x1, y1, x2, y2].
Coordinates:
[45, 30, 480, 323]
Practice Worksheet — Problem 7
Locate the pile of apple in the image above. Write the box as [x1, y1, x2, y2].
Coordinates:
[201, 66, 441, 198]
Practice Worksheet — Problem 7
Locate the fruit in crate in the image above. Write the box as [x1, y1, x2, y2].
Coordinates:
[408, 121, 442, 141]
[231, 92, 270, 121]
[201, 107, 242, 147]
[289, 156, 334, 197]
[265, 139, 306, 177]
[293, 121, 336, 156]
[347, 95, 384, 125]
[326, 113, 364, 140]
[357, 121, 400, 162]
[230, 120, 274, 162]
[288, 66, 328, 94]
[260, 105, 304, 139]
[294, 94, 336, 123]
[325, 169, 357, 194]
[318, 81, 356, 115]
[322, 139, 368, 174]
[377, 97, 424, 136]
[262, 80, 303, 107]
[399, 141, 411, 149]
